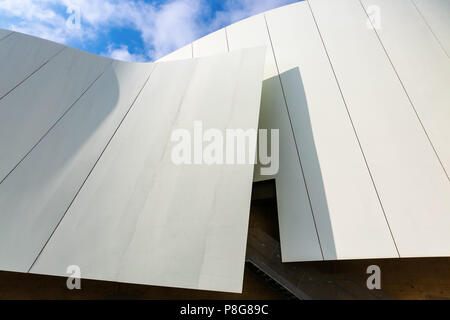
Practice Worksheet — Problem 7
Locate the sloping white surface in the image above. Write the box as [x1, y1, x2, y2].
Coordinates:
[31, 48, 265, 293]
[183, 14, 324, 261]
[1, 0, 449, 284]
[0, 61, 154, 272]
[0, 28, 265, 292]
[193, 29, 229, 57]
[309, 0, 450, 257]
[156, 43, 192, 62]
[361, 0, 450, 177]
[266, 2, 398, 260]
[413, 0, 450, 56]
[157, 0, 450, 262]
[0, 32, 63, 99]
[0, 29, 12, 40]
[226, 13, 323, 261]
[0, 48, 110, 182]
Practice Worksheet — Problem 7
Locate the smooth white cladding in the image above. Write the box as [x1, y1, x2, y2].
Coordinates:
[309, 0, 450, 257]
[156, 43, 192, 62]
[0, 32, 63, 99]
[32, 48, 265, 293]
[361, 0, 450, 177]
[1, 0, 449, 291]
[158, 0, 450, 262]
[230, 13, 326, 260]
[0, 48, 111, 182]
[193, 29, 229, 58]
[178, 11, 324, 261]
[0, 29, 12, 40]
[265, 2, 398, 260]
[413, 0, 450, 56]
[0, 58, 155, 272]
[0, 27, 265, 293]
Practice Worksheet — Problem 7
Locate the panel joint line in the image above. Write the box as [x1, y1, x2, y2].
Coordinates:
[264, 12, 325, 260]
[358, 0, 450, 183]
[307, 0, 401, 257]
[27, 64, 159, 272]
[0, 46, 67, 102]
[410, 0, 450, 60]
[225, 27, 230, 52]
[0, 31, 14, 43]
[0, 61, 113, 186]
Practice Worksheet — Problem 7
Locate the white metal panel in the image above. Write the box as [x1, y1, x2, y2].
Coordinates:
[227, 14, 278, 80]
[266, 2, 398, 260]
[309, 0, 450, 257]
[0, 0, 449, 286]
[361, 0, 450, 179]
[225, 18, 276, 184]
[413, 0, 450, 57]
[0, 48, 111, 182]
[0, 29, 12, 41]
[31, 48, 266, 293]
[156, 43, 192, 62]
[0, 61, 154, 272]
[0, 32, 63, 99]
[193, 28, 228, 57]
[227, 13, 323, 261]
[261, 76, 324, 261]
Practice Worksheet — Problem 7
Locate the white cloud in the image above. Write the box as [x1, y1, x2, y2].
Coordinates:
[0, 0, 298, 61]
[141, 0, 204, 59]
[0, 0, 93, 44]
[62, 0, 205, 59]
[104, 44, 146, 62]
[0, 0, 57, 21]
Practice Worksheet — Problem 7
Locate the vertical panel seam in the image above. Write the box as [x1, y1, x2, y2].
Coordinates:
[0, 31, 14, 43]
[27, 63, 159, 272]
[225, 27, 230, 52]
[307, 0, 401, 257]
[0, 46, 66, 102]
[358, 0, 449, 182]
[410, 0, 450, 60]
[263, 13, 325, 260]
[0, 61, 114, 186]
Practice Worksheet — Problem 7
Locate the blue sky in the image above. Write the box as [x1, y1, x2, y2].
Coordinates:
[0, 0, 299, 61]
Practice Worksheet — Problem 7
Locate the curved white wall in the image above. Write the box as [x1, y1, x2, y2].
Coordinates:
[0, 0, 450, 294]
[160, 0, 450, 262]
[0, 27, 265, 292]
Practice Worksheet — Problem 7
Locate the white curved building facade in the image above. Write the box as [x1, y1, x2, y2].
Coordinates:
[161, 0, 450, 262]
[0, 0, 449, 293]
